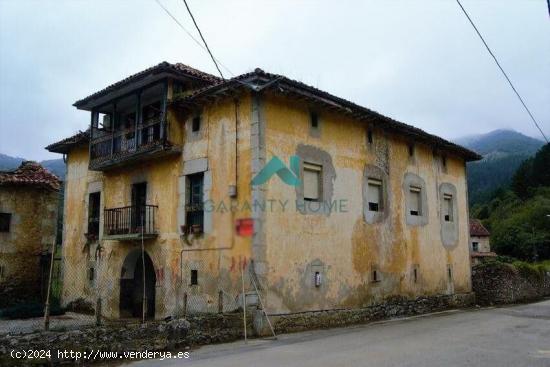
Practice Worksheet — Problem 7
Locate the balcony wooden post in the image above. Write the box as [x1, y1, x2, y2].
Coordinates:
[89, 110, 95, 159]
[135, 91, 141, 150]
[160, 80, 168, 144]
[110, 102, 117, 157]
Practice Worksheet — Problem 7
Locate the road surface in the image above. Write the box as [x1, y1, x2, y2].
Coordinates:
[126, 299, 550, 367]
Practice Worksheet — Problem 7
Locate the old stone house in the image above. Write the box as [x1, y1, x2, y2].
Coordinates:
[46, 62, 480, 320]
[0, 161, 60, 307]
[469, 219, 495, 265]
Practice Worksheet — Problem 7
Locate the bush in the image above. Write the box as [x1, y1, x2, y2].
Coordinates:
[0, 301, 64, 319]
[512, 261, 545, 281]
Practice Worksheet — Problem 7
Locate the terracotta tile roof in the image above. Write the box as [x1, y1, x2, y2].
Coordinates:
[175, 68, 481, 161]
[46, 129, 90, 154]
[73, 62, 221, 108]
[470, 219, 490, 237]
[0, 161, 61, 191]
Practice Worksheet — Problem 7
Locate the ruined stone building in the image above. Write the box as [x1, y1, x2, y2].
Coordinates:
[469, 219, 495, 265]
[46, 62, 480, 320]
[0, 161, 60, 307]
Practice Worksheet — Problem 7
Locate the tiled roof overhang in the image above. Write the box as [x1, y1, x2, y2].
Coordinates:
[174, 69, 482, 162]
[46, 130, 90, 154]
[73, 62, 221, 111]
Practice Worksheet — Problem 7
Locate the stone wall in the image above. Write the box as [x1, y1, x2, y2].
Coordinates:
[0, 313, 252, 366]
[472, 262, 550, 305]
[0, 187, 59, 308]
[255, 292, 475, 334]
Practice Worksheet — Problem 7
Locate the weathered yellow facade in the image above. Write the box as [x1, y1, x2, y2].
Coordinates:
[51, 64, 477, 319]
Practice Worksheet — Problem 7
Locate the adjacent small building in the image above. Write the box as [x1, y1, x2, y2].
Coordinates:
[0, 161, 61, 307]
[469, 219, 495, 265]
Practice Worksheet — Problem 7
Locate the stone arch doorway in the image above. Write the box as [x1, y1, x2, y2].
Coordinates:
[119, 249, 156, 319]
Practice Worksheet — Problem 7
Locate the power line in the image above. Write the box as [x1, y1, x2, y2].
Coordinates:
[455, 0, 548, 143]
[181, 0, 225, 80]
[153, 0, 234, 77]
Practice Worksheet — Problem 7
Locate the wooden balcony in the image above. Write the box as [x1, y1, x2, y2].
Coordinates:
[89, 119, 181, 171]
[103, 205, 158, 241]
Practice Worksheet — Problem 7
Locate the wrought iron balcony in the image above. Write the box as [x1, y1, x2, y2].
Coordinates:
[103, 205, 158, 241]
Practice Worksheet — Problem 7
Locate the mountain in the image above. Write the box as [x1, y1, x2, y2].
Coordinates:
[455, 130, 544, 205]
[0, 153, 65, 180]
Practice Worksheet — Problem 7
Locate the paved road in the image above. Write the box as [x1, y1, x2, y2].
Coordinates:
[127, 300, 550, 367]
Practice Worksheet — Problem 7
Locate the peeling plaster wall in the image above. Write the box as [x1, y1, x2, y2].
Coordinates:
[0, 186, 58, 306]
[61, 94, 255, 319]
[261, 93, 471, 313]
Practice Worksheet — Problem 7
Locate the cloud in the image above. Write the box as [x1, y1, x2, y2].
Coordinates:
[0, 0, 548, 160]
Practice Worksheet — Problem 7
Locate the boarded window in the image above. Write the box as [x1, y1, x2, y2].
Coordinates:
[408, 186, 422, 216]
[367, 178, 383, 212]
[472, 242, 479, 252]
[0, 213, 11, 232]
[303, 162, 322, 201]
[443, 193, 453, 222]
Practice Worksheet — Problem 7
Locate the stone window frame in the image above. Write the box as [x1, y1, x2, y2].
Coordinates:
[186, 112, 205, 142]
[295, 144, 336, 216]
[309, 110, 321, 138]
[403, 172, 429, 226]
[310, 260, 325, 289]
[178, 158, 212, 235]
[439, 182, 459, 247]
[363, 164, 389, 224]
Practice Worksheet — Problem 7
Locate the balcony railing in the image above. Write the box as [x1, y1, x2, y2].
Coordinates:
[104, 205, 158, 240]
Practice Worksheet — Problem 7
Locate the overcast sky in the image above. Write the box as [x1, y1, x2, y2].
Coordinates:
[0, 0, 548, 160]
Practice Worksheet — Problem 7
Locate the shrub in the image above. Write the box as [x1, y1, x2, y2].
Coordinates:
[512, 261, 545, 281]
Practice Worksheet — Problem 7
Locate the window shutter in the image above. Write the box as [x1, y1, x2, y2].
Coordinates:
[303, 163, 321, 200]
[409, 186, 421, 215]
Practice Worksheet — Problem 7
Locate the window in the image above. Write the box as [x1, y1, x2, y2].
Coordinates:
[447, 265, 453, 282]
[408, 144, 415, 157]
[190, 269, 198, 285]
[314, 271, 322, 287]
[186, 173, 204, 232]
[472, 242, 479, 252]
[303, 162, 322, 201]
[88, 192, 101, 236]
[192, 116, 201, 132]
[310, 112, 319, 129]
[413, 267, 418, 283]
[443, 193, 453, 222]
[367, 178, 383, 212]
[372, 269, 380, 282]
[408, 186, 422, 216]
[442, 156, 447, 169]
[0, 213, 11, 232]
[367, 129, 373, 144]
[88, 267, 95, 282]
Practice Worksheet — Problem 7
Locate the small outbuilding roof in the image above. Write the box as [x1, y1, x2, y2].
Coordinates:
[0, 161, 61, 191]
[470, 219, 490, 237]
[46, 130, 90, 154]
